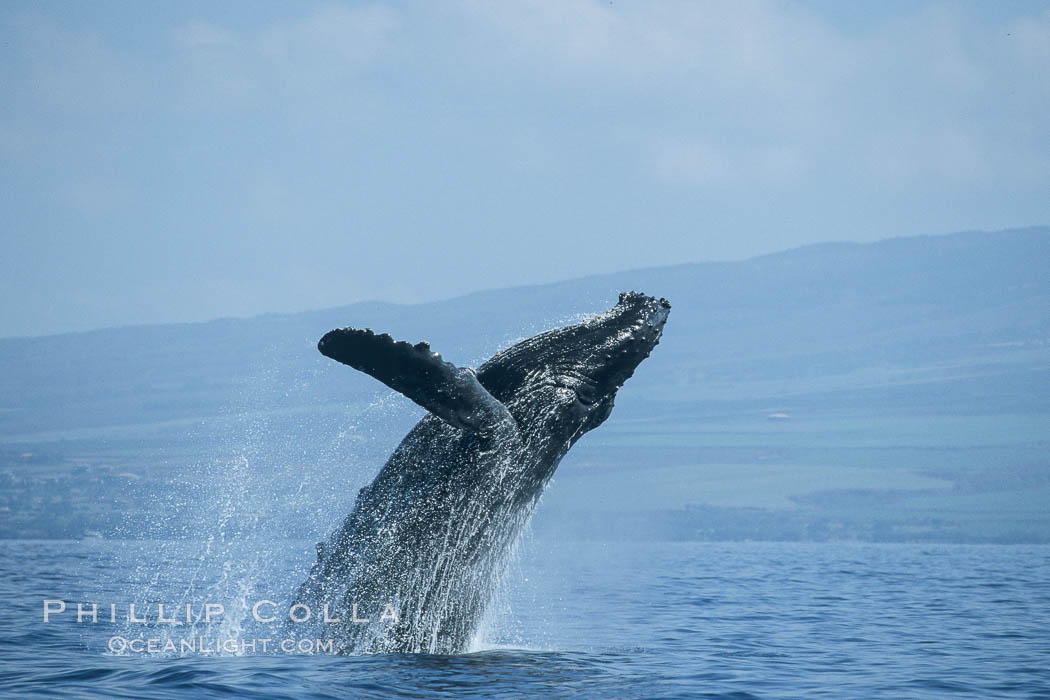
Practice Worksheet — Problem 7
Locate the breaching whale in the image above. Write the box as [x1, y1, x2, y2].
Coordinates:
[293, 292, 670, 653]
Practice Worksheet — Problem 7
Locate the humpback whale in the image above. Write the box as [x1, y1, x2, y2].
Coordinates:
[294, 292, 670, 653]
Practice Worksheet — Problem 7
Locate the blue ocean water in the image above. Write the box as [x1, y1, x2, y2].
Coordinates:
[1, 538, 1048, 698]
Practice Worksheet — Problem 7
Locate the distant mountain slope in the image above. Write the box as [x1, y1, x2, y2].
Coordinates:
[0, 227, 1047, 440]
[2, 226, 1048, 542]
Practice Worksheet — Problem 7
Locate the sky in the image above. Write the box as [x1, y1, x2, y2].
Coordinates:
[1, 0, 1048, 337]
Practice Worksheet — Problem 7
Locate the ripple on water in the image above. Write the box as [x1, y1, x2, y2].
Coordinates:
[0, 540, 1048, 698]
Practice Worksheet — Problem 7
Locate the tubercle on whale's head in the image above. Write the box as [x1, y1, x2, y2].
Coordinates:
[573, 291, 670, 406]
[476, 291, 670, 439]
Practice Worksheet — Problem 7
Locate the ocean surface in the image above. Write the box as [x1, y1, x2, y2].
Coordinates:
[1, 538, 1048, 698]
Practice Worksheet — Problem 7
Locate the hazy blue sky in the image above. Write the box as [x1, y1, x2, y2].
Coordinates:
[2, 0, 1048, 337]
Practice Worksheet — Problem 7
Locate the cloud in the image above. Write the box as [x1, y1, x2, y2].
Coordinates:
[174, 20, 237, 49]
[257, 4, 399, 68]
[649, 138, 732, 188]
[172, 4, 400, 105]
[454, 0, 1047, 190]
[454, 1, 853, 97]
[1, 1, 1047, 336]
[650, 138, 810, 189]
[1006, 8, 1050, 72]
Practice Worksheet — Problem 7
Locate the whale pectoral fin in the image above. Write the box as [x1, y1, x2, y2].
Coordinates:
[318, 327, 511, 432]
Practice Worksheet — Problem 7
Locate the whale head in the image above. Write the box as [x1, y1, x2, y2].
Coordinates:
[476, 291, 670, 453]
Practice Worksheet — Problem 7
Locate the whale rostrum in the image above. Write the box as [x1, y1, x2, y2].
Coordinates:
[293, 292, 670, 653]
